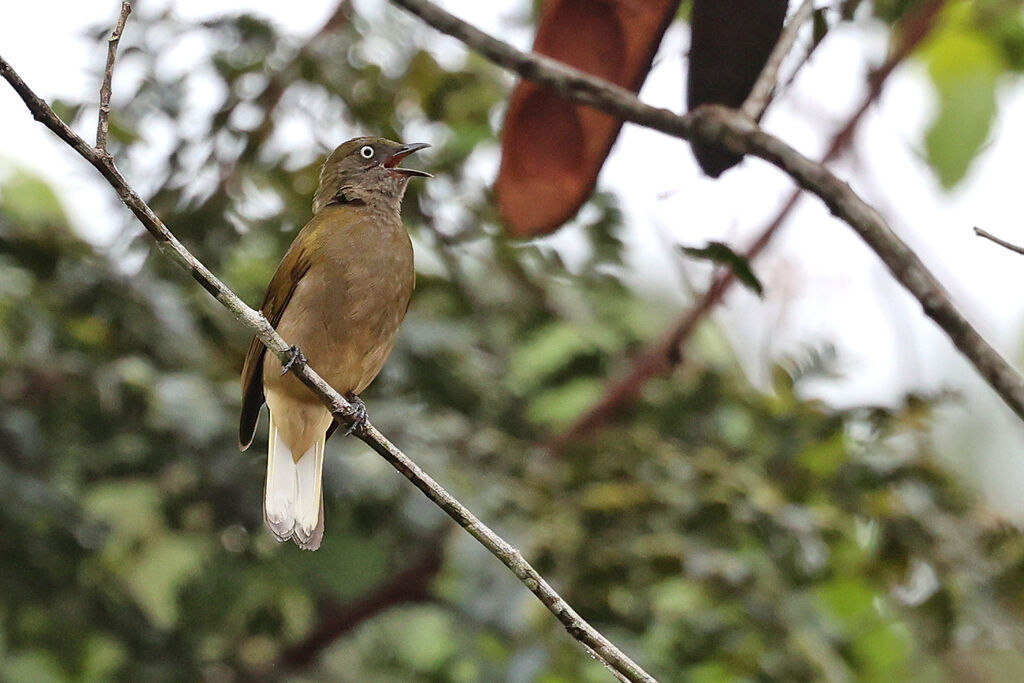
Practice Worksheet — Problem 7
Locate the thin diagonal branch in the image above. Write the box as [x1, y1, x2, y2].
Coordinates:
[974, 227, 1024, 256]
[95, 0, 131, 152]
[389, 0, 1024, 426]
[0, 47, 655, 683]
[555, 0, 947, 444]
[741, 0, 815, 120]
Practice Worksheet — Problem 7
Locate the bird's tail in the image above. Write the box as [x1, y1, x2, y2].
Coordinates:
[263, 411, 325, 551]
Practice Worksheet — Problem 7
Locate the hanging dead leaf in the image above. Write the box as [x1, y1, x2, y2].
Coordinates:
[496, 0, 681, 237]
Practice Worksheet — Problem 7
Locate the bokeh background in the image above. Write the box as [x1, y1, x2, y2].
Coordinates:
[3, 0, 1024, 680]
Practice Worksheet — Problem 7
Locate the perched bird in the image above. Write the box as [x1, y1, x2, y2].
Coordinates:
[239, 137, 430, 550]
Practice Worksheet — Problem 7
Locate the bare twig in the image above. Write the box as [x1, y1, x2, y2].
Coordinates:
[0, 41, 655, 683]
[389, 0, 1024, 424]
[555, 0, 947, 444]
[95, 0, 131, 152]
[974, 227, 1024, 256]
[741, 0, 816, 121]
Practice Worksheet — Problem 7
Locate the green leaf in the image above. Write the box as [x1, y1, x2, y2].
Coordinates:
[128, 535, 208, 628]
[81, 635, 127, 683]
[84, 480, 163, 543]
[507, 322, 617, 393]
[580, 482, 652, 511]
[0, 169, 67, 229]
[798, 431, 847, 476]
[390, 608, 457, 672]
[107, 115, 141, 146]
[920, 15, 1003, 187]
[816, 576, 876, 627]
[852, 623, 911, 678]
[680, 242, 763, 296]
[650, 578, 707, 618]
[527, 377, 604, 428]
[686, 662, 735, 683]
[2, 651, 68, 683]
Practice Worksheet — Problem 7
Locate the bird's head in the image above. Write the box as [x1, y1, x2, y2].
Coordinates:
[313, 136, 431, 213]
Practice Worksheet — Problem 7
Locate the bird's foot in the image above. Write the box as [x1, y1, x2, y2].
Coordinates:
[280, 345, 307, 376]
[342, 393, 368, 436]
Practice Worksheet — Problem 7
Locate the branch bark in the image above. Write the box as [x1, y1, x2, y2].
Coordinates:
[741, 0, 815, 121]
[95, 0, 131, 152]
[388, 0, 1024, 425]
[974, 227, 1024, 256]
[0, 34, 655, 683]
[555, 0, 947, 444]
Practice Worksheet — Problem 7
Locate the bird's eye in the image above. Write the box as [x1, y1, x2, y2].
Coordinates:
[359, 145, 375, 159]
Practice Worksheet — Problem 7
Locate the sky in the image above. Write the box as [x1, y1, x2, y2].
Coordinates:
[2, 0, 1024, 516]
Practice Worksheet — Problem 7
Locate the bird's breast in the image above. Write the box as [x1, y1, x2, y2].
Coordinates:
[265, 214, 414, 397]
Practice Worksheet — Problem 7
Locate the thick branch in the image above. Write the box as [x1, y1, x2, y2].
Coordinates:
[0, 52, 655, 683]
[96, 0, 131, 152]
[556, 0, 946, 443]
[390, 0, 1024, 425]
[741, 0, 815, 121]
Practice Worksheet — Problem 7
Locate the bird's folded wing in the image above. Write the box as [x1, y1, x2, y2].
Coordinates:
[239, 225, 316, 450]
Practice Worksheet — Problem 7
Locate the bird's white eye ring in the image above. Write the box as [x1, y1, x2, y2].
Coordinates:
[359, 145, 374, 159]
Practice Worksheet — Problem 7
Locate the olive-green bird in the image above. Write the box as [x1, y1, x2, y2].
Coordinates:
[239, 137, 430, 550]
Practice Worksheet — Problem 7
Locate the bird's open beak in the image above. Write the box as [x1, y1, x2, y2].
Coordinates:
[384, 142, 432, 177]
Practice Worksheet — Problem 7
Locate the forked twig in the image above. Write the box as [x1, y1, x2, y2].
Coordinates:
[96, 0, 132, 152]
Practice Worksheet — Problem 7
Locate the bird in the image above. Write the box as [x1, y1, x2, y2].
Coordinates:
[239, 136, 430, 550]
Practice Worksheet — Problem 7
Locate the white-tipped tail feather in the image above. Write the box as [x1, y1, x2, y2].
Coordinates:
[264, 411, 325, 550]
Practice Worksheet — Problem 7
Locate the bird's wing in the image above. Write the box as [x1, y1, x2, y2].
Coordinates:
[239, 228, 315, 450]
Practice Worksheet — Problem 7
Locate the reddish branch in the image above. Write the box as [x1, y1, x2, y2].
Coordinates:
[279, 540, 444, 670]
[554, 0, 948, 445]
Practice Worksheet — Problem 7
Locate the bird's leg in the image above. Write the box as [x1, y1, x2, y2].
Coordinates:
[280, 345, 307, 375]
[343, 392, 368, 436]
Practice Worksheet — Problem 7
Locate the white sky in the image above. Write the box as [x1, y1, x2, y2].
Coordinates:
[2, 1, 1024, 516]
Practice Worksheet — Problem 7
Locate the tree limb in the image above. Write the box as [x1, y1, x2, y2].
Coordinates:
[389, 0, 1024, 425]
[0, 40, 656, 683]
[555, 0, 947, 444]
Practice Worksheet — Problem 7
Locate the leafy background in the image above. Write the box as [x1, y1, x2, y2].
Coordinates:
[3, 0, 1024, 680]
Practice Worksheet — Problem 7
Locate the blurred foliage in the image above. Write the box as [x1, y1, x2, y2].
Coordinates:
[842, 0, 1024, 187]
[3, 1, 1024, 682]
[915, 0, 1024, 187]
